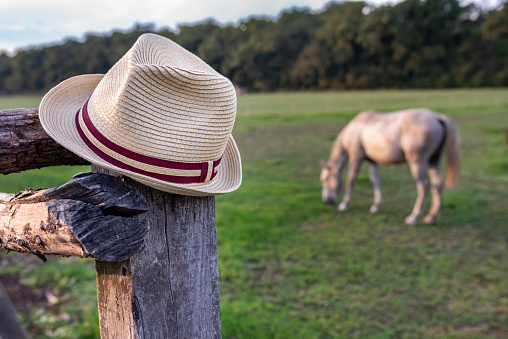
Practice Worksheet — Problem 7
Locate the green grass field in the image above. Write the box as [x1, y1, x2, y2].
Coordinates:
[1, 88, 507, 338]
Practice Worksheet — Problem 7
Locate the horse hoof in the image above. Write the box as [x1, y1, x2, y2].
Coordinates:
[369, 205, 380, 214]
[404, 216, 416, 225]
[423, 215, 436, 225]
[338, 203, 348, 212]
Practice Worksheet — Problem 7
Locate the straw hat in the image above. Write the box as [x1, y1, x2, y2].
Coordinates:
[39, 33, 241, 196]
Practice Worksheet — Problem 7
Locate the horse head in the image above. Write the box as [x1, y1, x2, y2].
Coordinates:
[320, 160, 339, 205]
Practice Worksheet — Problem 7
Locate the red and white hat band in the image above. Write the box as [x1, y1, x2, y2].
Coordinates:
[75, 98, 221, 184]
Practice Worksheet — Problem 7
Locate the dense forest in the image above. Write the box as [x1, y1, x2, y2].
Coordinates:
[0, 0, 507, 94]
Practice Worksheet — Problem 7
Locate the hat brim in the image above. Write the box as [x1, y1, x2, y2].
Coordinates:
[39, 74, 242, 196]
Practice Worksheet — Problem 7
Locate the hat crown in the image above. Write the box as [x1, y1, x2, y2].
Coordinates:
[39, 33, 242, 195]
[87, 33, 237, 163]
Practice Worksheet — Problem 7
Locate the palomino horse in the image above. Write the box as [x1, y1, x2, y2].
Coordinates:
[320, 108, 460, 225]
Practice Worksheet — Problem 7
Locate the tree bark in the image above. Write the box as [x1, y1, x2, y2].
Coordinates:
[0, 108, 89, 175]
[0, 172, 148, 261]
[94, 166, 222, 339]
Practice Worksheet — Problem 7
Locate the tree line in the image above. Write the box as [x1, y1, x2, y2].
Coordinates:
[0, 0, 507, 94]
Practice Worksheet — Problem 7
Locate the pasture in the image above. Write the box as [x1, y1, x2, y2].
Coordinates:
[1, 88, 507, 338]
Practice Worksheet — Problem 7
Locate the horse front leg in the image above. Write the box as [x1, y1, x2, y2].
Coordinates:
[338, 159, 361, 211]
[423, 165, 443, 224]
[405, 161, 430, 225]
[368, 162, 382, 214]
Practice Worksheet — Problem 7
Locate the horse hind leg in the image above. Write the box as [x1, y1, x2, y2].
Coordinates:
[405, 161, 431, 225]
[423, 165, 443, 224]
[423, 123, 446, 224]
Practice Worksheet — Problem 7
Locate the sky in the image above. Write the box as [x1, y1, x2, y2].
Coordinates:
[0, 0, 503, 54]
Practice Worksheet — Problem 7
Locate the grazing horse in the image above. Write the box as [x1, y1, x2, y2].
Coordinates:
[320, 108, 460, 225]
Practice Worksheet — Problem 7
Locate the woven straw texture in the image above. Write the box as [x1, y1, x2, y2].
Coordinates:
[39, 33, 242, 196]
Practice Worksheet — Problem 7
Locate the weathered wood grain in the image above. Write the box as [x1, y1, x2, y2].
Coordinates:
[94, 166, 222, 339]
[0, 172, 148, 262]
[0, 108, 89, 174]
[96, 260, 137, 339]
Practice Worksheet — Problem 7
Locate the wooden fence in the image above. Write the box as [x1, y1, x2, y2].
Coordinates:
[0, 108, 222, 338]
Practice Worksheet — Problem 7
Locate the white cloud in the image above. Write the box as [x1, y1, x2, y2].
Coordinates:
[0, 40, 19, 55]
[0, 23, 25, 32]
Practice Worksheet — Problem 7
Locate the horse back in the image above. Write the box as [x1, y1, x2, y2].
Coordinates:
[398, 109, 445, 158]
[341, 109, 445, 164]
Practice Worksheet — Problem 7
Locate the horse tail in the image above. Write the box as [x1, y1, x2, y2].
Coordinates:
[438, 114, 461, 187]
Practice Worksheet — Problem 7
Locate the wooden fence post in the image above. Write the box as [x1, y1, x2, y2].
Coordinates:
[0, 281, 31, 339]
[93, 166, 221, 338]
[0, 108, 222, 338]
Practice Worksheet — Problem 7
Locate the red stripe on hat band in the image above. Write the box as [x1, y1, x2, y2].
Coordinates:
[75, 99, 221, 184]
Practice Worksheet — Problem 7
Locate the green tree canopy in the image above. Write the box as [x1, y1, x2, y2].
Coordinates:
[0, 0, 506, 94]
